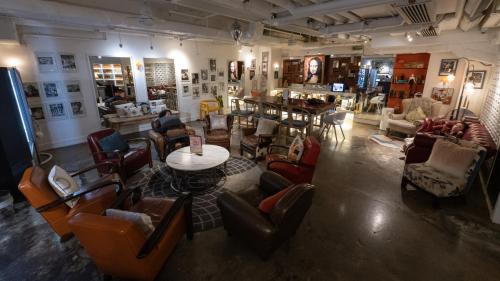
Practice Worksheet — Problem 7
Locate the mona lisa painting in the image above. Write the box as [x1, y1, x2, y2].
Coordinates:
[303, 55, 325, 84]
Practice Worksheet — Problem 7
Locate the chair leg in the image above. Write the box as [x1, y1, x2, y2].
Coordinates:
[319, 124, 327, 138]
[333, 125, 338, 143]
[339, 125, 345, 139]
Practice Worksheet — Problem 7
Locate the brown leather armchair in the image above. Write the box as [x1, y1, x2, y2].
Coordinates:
[87, 128, 152, 179]
[148, 112, 195, 161]
[17, 163, 121, 241]
[217, 171, 315, 259]
[240, 120, 279, 161]
[68, 190, 193, 281]
[204, 114, 234, 150]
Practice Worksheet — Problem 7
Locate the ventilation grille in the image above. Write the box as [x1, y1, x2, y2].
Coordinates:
[395, 1, 436, 24]
[419, 26, 439, 37]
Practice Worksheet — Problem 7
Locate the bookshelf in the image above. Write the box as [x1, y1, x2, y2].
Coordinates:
[93, 63, 124, 86]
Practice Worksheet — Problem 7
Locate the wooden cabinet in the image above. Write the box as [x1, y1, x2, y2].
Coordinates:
[388, 53, 430, 112]
[282, 59, 303, 84]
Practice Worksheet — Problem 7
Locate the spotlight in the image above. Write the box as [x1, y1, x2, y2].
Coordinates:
[405, 32, 413, 42]
[118, 33, 123, 48]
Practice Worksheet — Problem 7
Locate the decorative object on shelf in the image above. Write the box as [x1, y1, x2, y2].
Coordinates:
[469, 70, 486, 89]
[438, 59, 458, 76]
[201, 69, 208, 80]
[45, 102, 67, 120]
[189, 135, 203, 154]
[209, 58, 216, 72]
[431, 87, 454, 104]
[192, 87, 200, 99]
[23, 82, 40, 99]
[63, 80, 81, 98]
[59, 53, 77, 72]
[42, 81, 61, 99]
[303, 55, 325, 84]
[192, 73, 199, 84]
[182, 85, 190, 96]
[35, 52, 58, 72]
[181, 69, 189, 82]
[68, 100, 86, 118]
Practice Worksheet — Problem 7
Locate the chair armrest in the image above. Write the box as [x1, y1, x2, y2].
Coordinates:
[36, 173, 123, 213]
[389, 113, 406, 120]
[242, 127, 257, 136]
[267, 144, 289, 154]
[259, 171, 292, 196]
[127, 137, 151, 151]
[137, 193, 193, 259]
[69, 161, 118, 177]
[267, 159, 301, 170]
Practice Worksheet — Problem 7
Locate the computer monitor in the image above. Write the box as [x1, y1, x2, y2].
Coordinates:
[331, 83, 344, 92]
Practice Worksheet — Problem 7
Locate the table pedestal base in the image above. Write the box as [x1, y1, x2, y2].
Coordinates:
[169, 164, 227, 194]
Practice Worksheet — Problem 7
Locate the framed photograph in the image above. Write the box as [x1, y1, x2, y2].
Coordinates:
[30, 104, 45, 120]
[251, 59, 256, 69]
[210, 84, 217, 96]
[469, 70, 486, 89]
[45, 102, 67, 120]
[209, 58, 217, 72]
[249, 70, 255, 80]
[68, 100, 86, 118]
[202, 83, 209, 94]
[59, 53, 78, 72]
[189, 135, 203, 154]
[274, 70, 279, 79]
[192, 87, 200, 99]
[228, 61, 243, 82]
[210, 74, 216, 82]
[218, 69, 224, 78]
[42, 81, 61, 98]
[439, 59, 458, 76]
[261, 52, 269, 76]
[192, 73, 199, 84]
[332, 60, 340, 69]
[431, 87, 454, 105]
[303, 55, 325, 84]
[35, 52, 58, 72]
[23, 82, 41, 99]
[64, 80, 81, 98]
[182, 85, 190, 96]
[201, 69, 208, 81]
[181, 69, 189, 82]
[218, 82, 225, 92]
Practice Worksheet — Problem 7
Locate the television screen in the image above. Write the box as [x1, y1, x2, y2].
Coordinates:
[332, 83, 344, 92]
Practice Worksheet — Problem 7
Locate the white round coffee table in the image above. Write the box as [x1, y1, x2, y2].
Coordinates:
[166, 145, 230, 192]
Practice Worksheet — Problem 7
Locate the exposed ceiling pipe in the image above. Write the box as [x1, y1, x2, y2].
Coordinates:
[323, 16, 404, 35]
[272, 0, 397, 25]
[438, 0, 466, 31]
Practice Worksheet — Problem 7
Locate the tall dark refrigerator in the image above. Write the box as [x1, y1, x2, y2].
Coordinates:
[0, 67, 39, 200]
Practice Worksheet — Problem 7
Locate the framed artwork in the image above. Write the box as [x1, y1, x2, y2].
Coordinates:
[192, 87, 200, 99]
[469, 70, 486, 89]
[210, 74, 216, 82]
[274, 70, 279, 79]
[303, 55, 325, 84]
[431, 87, 454, 105]
[332, 60, 340, 69]
[201, 69, 208, 81]
[202, 83, 209, 94]
[35, 52, 58, 72]
[218, 82, 225, 92]
[439, 59, 458, 76]
[209, 58, 217, 72]
[45, 102, 67, 120]
[64, 80, 81, 98]
[192, 73, 199, 84]
[218, 69, 224, 78]
[249, 70, 255, 80]
[30, 104, 45, 120]
[228, 61, 243, 82]
[59, 53, 78, 72]
[23, 82, 41, 99]
[42, 81, 61, 98]
[181, 69, 189, 82]
[182, 85, 190, 96]
[261, 52, 269, 76]
[251, 59, 256, 69]
[68, 100, 86, 118]
[210, 84, 217, 96]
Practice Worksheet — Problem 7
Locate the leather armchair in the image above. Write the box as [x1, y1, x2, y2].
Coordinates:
[204, 114, 234, 150]
[87, 128, 152, 179]
[148, 112, 195, 161]
[68, 190, 193, 281]
[217, 171, 315, 259]
[17, 163, 121, 241]
[266, 136, 321, 184]
[240, 120, 279, 161]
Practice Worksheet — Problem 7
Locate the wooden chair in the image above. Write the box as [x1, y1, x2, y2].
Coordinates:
[230, 98, 253, 128]
[280, 104, 311, 139]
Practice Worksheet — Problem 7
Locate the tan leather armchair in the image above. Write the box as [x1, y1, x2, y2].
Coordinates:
[17, 163, 122, 241]
[68, 190, 193, 281]
[204, 114, 234, 150]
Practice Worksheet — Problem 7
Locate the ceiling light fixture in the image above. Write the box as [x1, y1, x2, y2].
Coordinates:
[149, 35, 154, 50]
[179, 37, 183, 47]
[118, 33, 123, 48]
[405, 32, 413, 42]
[230, 21, 243, 44]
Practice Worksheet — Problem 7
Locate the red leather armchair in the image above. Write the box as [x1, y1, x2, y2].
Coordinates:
[266, 136, 321, 184]
[87, 129, 152, 179]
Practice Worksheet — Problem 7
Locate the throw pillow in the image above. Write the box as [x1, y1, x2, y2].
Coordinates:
[210, 115, 228, 130]
[254, 118, 277, 136]
[287, 135, 304, 163]
[405, 106, 426, 123]
[426, 138, 478, 179]
[105, 209, 154, 236]
[48, 165, 79, 208]
[258, 187, 291, 214]
[158, 115, 182, 133]
[98, 131, 130, 156]
[450, 122, 465, 137]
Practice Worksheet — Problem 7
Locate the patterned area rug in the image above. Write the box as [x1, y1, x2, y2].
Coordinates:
[127, 156, 261, 232]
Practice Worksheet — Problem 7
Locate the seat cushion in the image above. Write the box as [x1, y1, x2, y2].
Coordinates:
[206, 129, 230, 140]
[241, 134, 258, 148]
[404, 163, 466, 197]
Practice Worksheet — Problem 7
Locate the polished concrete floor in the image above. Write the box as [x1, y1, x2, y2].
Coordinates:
[2, 116, 500, 281]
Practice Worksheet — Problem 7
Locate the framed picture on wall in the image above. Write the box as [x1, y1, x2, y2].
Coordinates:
[201, 69, 208, 81]
[42, 81, 62, 99]
[209, 58, 217, 72]
[64, 80, 81, 98]
[431, 87, 454, 105]
[469, 70, 486, 89]
[438, 59, 458, 76]
[332, 60, 340, 69]
[182, 85, 190, 96]
[35, 52, 58, 72]
[261, 52, 269, 76]
[23, 82, 41, 99]
[192, 73, 199, 84]
[30, 104, 45, 120]
[59, 53, 78, 72]
[251, 59, 256, 69]
[303, 55, 325, 84]
[249, 70, 255, 80]
[181, 69, 190, 82]
[192, 87, 200, 99]
[228, 61, 243, 82]
[202, 83, 209, 94]
[210, 84, 217, 96]
[218, 69, 224, 78]
[68, 100, 86, 118]
[210, 74, 216, 82]
[45, 102, 67, 120]
[218, 82, 225, 92]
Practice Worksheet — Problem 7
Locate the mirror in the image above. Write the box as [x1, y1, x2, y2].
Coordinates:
[144, 58, 178, 112]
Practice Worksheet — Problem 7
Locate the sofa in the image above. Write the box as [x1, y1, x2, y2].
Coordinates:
[386, 97, 443, 137]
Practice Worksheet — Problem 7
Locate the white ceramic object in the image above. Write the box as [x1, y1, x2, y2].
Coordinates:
[166, 144, 230, 171]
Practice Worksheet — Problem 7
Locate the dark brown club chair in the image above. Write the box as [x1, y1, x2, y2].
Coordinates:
[204, 114, 234, 150]
[217, 171, 315, 259]
[17, 163, 122, 241]
[240, 119, 279, 161]
[68, 190, 193, 281]
[87, 128, 152, 180]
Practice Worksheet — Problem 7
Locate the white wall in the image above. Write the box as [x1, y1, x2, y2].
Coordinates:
[0, 33, 279, 150]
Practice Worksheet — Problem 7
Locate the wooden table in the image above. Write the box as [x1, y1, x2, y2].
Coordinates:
[244, 96, 335, 134]
[103, 111, 179, 130]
